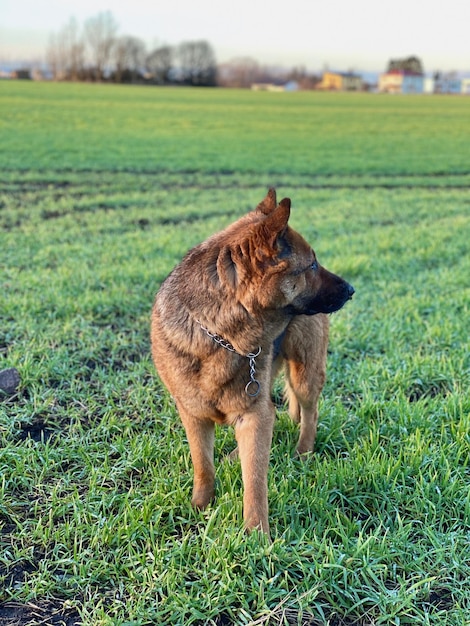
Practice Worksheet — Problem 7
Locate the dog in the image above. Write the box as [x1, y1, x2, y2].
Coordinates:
[151, 189, 354, 537]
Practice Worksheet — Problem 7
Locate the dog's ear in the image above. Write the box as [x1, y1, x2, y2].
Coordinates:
[259, 197, 291, 251]
[256, 188, 277, 215]
[216, 246, 238, 290]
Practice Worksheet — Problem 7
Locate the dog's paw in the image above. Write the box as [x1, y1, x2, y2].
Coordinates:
[294, 446, 314, 459]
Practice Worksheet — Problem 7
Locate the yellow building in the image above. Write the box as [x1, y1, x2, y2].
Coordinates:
[317, 71, 363, 91]
[378, 70, 424, 94]
[378, 71, 403, 94]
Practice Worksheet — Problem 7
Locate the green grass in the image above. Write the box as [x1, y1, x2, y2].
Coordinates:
[1, 82, 470, 625]
[2, 81, 470, 174]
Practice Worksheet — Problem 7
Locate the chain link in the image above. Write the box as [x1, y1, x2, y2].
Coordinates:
[196, 321, 262, 397]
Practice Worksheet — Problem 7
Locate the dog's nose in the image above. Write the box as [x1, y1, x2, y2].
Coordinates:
[347, 283, 355, 299]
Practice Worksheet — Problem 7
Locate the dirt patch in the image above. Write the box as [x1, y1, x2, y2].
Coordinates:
[18, 418, 55, 443]
[407, 378, 451, 402]
[0, 600, 81, 626]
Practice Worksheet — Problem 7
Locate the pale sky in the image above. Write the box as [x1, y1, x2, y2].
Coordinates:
[1, 0, 469, 73]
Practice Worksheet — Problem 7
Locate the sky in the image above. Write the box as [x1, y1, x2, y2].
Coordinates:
[1, 0, 469, 74]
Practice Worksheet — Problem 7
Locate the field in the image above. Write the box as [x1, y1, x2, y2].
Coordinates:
[1, 82, 470, 625]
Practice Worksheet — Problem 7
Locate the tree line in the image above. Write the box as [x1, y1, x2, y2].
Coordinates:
[43, 11, 320, 88]
[46, 11, 217, 86]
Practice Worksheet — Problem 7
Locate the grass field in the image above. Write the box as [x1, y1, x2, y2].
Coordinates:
[1, 82, 470, 625]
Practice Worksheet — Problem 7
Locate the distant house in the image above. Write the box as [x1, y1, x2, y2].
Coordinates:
[378, 71, 402, 94]
[424, 78, 435, 94]
[379, 70, 424, 94]
[317, 71, 363, 91]
[402, 73, 425, 94]
[251, 81, 300, 92]
[462, 79, 470, 95]
[434, 76, 462, 94]
[284, 80, 299, 92]
[11, 69, 32, 80]
[251, 83, 286, 92]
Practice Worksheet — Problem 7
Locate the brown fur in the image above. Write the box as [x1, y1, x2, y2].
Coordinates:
[151, 189, 354, 537]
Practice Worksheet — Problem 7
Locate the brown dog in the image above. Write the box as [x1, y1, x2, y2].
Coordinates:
[151, 189, 354, 536]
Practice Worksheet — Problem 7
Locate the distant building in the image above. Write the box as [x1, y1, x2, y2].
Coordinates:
[251, 83, 286, 92]
[434, 76, 462, 94]
[379, 70, 424, 94]
[11, 68, 32, 80]
[378, 71, 402, 94]
[462, 79, 470, 95]
[284, 80, 299, 92]
[317, 71, 363, 91]
[424, 78, 434, 94]
[402, 73, 425, 94]
[251, 81, 299, 92]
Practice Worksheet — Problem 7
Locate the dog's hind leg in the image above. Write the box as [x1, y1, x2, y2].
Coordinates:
[179, 408, 216, 510]
[285, 363, 325, 455]
[282, 315, 329, 456]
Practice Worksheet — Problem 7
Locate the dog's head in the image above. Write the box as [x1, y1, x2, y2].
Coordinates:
[216, 189, 354, 316]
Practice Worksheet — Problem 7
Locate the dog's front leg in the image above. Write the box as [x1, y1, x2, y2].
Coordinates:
[235, 404, 275, 537]
[179, 408, 216, 510]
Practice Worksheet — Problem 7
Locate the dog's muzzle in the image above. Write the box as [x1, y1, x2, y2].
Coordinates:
[346, 283, 355, 300]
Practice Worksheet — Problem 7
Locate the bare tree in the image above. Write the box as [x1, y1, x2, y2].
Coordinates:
[178, 40, 217, 86]
[84, 11, 118, 80]
[66, 18, 85, 81]
[218, 57, 261, 88]
[45, 13, 222, 87]
[114, 36, 146, 82]
[146, 45, 174, 84]
[46, 18, 85, 80]
[46, 33, 65, 80]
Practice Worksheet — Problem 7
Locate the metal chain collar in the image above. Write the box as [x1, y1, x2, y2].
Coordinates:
[196, 321, 262, 397]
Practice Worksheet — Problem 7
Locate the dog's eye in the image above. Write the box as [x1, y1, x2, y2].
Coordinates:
[311, 260, 318, 271]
